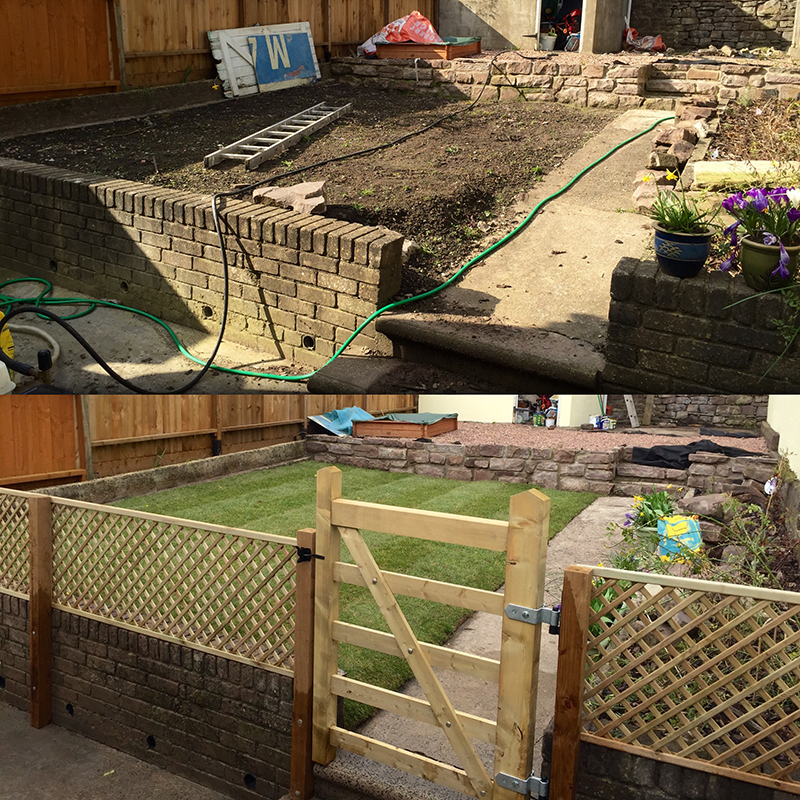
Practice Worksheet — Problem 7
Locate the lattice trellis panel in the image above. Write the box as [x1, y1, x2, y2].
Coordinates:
[584, 570, 800, 785]
[0, 491, 30, 598]
[51, 500, 298, 673]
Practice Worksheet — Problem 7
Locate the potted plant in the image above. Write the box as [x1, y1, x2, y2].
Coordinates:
[719, 186, 800, 291]
[648, 170, 719, 278]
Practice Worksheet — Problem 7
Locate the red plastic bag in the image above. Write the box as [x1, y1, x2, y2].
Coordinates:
[359, 11, 443, 56]
[624, 27, 666, 52]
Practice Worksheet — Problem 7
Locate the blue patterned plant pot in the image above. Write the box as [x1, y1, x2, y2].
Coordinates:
[653, 223, 713, 279]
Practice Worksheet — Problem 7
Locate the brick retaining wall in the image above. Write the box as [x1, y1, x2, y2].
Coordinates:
[603, 258, 800, 392]
[540, 723, 781, 800]
[0, 596, 292, 800]
[330, 55, 800, 109]
[0, 158, 404, 366]
[307, 435, 778, 496]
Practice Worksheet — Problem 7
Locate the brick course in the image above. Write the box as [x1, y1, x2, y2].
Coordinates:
[0, 597, 292, 800]
[0, 158, 404, 367]
[603, 258, 800, 392]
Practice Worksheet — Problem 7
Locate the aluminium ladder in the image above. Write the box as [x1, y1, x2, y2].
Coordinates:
[203, 102, 352, 170]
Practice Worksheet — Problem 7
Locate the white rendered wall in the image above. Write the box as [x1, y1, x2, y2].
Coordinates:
[418, 395, 516, 423]
[557, 395, 605, 427]
[767, 396, 800, 475]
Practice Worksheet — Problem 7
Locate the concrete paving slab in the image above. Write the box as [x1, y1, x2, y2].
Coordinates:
[693, 159, 800, 189]
[0, 703, 229, 800]
[315, 495, 630, 800]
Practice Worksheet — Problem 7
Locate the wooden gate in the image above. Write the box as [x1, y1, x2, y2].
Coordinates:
[311, 466, 552, 799]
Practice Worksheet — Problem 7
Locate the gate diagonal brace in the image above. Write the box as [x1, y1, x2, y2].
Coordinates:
[504, 604, 561, 635]
[495, 772, 550, 798]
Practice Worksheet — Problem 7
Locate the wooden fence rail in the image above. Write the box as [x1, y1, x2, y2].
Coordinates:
[552, 565, 800, 799]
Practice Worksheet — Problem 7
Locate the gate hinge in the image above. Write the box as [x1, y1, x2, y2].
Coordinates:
[295, 546, 324, 563]
[495, 772, 550, 798]
[504, 604, 560, 634]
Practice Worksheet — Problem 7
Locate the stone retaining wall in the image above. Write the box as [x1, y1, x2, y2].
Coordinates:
[632, 0, 796, 51]
[0, 158, 404, 366]
[609, 394, 769, 428]
[330, 55, 800, 109]
[307, 434, 778, 496]
[0, 597, 292, 799]
[603, 257, 800, 392]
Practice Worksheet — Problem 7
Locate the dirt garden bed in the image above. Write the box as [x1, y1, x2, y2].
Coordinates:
[0, 81, 617, 296]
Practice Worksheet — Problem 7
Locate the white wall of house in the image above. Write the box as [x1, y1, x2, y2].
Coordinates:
[767, 395, 800, 474]
[418, 395, 516, 423]
[557, 395, 605, 427]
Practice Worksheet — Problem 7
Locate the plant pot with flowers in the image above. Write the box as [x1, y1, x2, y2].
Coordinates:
[719, 186, 800, 291]
[649, 170, 720, 279]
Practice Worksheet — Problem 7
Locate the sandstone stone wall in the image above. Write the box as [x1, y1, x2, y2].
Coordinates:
[330, 55, 800, 109]
[608, 394, 769, 428]
[631, 0, 796, 51]
[307, 434, 778, 496]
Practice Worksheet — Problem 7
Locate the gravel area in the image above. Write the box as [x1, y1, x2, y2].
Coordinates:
[433, 422, 770, 453]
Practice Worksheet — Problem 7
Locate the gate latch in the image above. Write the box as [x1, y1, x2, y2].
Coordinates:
[495, 772, 550, 798]
[295, 546, 324, 563]
[504, 604, 560, 634]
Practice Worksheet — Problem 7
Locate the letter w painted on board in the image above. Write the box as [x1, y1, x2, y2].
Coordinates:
[266, 34, 290, 69]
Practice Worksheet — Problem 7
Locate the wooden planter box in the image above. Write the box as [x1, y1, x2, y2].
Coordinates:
[352, 417, 458, 439]
[375, 40, 481, 59]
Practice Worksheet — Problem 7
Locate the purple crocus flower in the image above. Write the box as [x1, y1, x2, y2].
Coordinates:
[770, 187, 789, 204]
[749, 189, 770, 213]
[771, 241, 791, 280]
[764, 233, 778, 246]
[719, 255, 735, 272]
[789, 207, 800, 224]
[724, 220, 741, 247]
[722, 192, 746, 212]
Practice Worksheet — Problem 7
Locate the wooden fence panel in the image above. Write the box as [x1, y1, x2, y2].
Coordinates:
[2, 395, 416, 486]
[0, 0, 118, 105]
[1, 397, 85, 489]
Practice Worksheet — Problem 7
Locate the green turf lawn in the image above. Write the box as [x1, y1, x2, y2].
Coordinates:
[115, 460, 597, 727]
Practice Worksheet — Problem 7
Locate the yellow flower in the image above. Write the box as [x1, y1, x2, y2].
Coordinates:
[642, 174, 653, 183]
[666, 170, 679, 182]
[212, 82, 220, 90]
[667, 484, 672, 488]
[598, 561, 604, 567]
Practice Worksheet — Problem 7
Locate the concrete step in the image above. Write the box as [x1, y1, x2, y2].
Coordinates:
[374, 312, 604, 391]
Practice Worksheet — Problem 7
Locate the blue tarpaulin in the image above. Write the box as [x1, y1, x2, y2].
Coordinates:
[308, 407, 375, 436]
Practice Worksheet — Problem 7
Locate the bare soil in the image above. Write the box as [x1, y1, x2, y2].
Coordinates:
[0, 81, 616, 295]
[711, 97, 800, 163]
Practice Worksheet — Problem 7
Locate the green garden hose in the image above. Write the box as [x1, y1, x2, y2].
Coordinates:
[1, 113, 672, 386]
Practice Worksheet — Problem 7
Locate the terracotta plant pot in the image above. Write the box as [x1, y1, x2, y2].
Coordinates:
[652, 223, 713, 279]
[739, 236, 800, 292]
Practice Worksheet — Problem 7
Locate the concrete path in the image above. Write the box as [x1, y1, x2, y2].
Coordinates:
[413, 108, 671, 345]
[0, 702, 228, 800]
[315, 496, 630, 800]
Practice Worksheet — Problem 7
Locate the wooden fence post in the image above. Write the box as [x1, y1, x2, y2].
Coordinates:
[494, 488, 551, 800]
[290, 528, 317, 800]
[550, 565, 594, 800]
[29, 494, 53, 729]
[312, 466, 341, 766]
